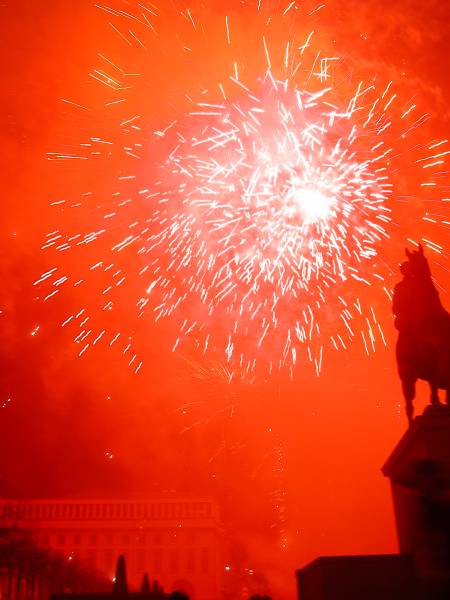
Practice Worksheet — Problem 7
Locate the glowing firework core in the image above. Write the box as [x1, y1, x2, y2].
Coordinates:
[289, 185, 335, 224]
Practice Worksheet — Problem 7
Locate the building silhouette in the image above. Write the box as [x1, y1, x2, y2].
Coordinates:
[0, 498, 223, 600]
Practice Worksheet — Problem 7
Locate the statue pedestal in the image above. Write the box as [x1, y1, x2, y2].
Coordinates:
[295, 405, 450, 599]
[382, 404, 450, 592]
[296, 554, 417, 600]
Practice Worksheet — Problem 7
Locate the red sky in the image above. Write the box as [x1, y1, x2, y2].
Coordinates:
[1, 1, 449, 598]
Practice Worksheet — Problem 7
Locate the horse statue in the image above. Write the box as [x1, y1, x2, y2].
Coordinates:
[393, 244, 450, 424]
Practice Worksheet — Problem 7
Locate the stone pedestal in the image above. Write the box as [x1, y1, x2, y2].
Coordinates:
[296, 554, 417, 600]
[382, 404, 450, 592]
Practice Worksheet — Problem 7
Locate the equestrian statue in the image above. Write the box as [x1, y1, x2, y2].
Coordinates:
[392, 244, 450, 424]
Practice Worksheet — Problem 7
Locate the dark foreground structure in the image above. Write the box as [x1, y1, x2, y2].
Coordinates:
[51, 555, 188, 600]
[297, 248, 450, 599]
[296, 405, 450, 599]
[297, 554, 417, 600]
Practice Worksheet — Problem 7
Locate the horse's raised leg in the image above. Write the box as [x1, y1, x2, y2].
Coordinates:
[402, 378, 415, 425]
[429, 379, 441, 406]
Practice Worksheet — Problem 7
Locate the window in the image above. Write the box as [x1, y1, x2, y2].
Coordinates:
[122, 533, 130, 545]
[154, 532, 162, 546]
[153, 548, 163, 573]
[136, 549, 146, 572]
[104, 550, 114, 571]
[57, 534, 66, 546]
[90, 533, 97, 545]
[201, 548, 209, 573]
[169, 549, 179, 573]
[74, 534, 81, 546]
[187, 530, 197, 545]
[187, 549, 196, 573]
[168, 530, 177, 544]
[105, 533, 113, 546]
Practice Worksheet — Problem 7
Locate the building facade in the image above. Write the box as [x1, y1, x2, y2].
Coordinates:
[0, 498, 223, 600]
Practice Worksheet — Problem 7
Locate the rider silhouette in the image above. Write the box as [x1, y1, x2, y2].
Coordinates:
[393, 260, 423, 422]
[393, 261, 417, 332]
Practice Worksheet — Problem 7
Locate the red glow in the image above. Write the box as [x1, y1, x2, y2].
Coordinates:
[1, 1, 449, 598]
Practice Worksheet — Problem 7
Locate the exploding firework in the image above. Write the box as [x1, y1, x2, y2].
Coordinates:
[38, 0, 450, 377]
[148, 77, 395, 374]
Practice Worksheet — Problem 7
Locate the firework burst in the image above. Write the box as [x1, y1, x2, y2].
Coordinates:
[38, 0, 450, 377]
[148, 76, 395, 373]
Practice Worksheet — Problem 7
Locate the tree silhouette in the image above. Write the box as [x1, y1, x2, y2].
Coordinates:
[0, 526, 109, 600]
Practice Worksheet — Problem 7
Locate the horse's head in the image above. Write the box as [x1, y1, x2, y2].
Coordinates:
[405, 244, 431, 280]
[399, 261, 410, 277]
